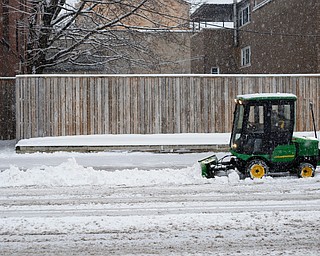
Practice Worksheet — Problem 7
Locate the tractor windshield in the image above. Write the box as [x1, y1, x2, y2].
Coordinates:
[230, 102, 266, 152]
[230, 103, 244, 149]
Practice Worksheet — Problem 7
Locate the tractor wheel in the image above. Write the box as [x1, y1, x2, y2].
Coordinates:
[246, 159, 269, 179]
[297, 162, 315, 178]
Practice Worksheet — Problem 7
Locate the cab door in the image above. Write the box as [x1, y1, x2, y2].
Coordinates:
[269, 100, 296, 162]
[241, 103, 269, 155]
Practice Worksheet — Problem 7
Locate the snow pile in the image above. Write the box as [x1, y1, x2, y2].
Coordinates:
[0, 158, 207, 188]
[227, 170, 240, 183]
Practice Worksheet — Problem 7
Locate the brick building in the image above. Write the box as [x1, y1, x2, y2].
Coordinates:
[191, 0, 320, 74]
[0, 0, 27, 76]
[48, 0, 192, 74]
[78, 0, 190, 30]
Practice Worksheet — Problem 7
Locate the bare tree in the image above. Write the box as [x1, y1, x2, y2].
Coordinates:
[23, 0, 190, 74]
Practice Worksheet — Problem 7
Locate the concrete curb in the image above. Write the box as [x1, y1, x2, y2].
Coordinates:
[16, 144, 230, 154]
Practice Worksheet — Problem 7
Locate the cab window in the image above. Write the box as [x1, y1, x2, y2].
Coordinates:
[246, 105, 264, 133]
[271, 104, 292, 131]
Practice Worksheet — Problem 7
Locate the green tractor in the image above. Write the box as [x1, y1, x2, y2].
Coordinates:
[199, 93, 320, 179]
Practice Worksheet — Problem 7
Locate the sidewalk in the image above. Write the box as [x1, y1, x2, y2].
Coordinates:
[14, 131, 319, 153]
[15, 133, 231, 153]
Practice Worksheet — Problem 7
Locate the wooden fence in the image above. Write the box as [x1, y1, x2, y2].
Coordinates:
[15, 74, 320, 140]
[0, 77, 15, 140]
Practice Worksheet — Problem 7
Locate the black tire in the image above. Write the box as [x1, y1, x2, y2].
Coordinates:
[297, 162, 315, 178]
[246, 159, 269, 179]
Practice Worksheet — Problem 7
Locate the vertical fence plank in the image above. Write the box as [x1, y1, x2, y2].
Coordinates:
[15, 78, 21, 140]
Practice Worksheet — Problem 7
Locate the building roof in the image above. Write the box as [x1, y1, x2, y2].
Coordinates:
[190, 4, 234, 22]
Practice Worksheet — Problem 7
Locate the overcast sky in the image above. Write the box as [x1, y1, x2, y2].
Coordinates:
[199, 0, 235, 2]
[190, 0, 239, 12]
[68, 0, 240, 4]
[191, 0, 239, 3]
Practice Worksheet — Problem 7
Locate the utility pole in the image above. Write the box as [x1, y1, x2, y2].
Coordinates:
[233, 0, 238, 47]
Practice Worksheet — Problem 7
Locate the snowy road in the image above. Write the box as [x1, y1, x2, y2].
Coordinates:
[2, 185, 320, 217]
[1, 173, 320, 255]
[1, 140, 320, 255]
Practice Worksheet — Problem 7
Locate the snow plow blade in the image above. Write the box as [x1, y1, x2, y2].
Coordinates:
[198, 155, 219, 178]
[198, 154, 236, 178]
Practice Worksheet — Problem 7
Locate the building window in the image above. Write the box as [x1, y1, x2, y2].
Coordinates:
[239, 5, 250, 27]
[241, 46, 251, 67]
[211, 67, 219, 74]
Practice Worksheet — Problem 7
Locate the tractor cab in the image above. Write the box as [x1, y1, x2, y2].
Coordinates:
[230, 94, 296, 157]
[199, 93, 319, 179]
[229, 93, 301, 177]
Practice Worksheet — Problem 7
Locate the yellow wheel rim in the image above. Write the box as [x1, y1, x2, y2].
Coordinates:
[250, 164, 265, 179]
[300, 166, 313, 178]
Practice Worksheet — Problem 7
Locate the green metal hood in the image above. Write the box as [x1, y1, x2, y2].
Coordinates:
[292, 136, 319, 158]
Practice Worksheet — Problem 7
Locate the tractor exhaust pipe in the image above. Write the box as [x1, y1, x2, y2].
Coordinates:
[310, 102, 317, 139]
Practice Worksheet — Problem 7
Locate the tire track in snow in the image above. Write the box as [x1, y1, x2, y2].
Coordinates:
[1, 191, 320, 217]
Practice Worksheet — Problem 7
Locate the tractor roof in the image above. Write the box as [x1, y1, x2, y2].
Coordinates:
[236, 93, 297, 102]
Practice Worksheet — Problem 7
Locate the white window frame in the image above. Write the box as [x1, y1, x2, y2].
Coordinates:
[241, 46, 251, 67]
[239, 5, 250, 27]
[253, 0, 272, 11]
[211, 67, 220, 74]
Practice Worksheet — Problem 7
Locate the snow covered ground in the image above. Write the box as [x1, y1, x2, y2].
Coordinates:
[1, 133, 320, 255]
